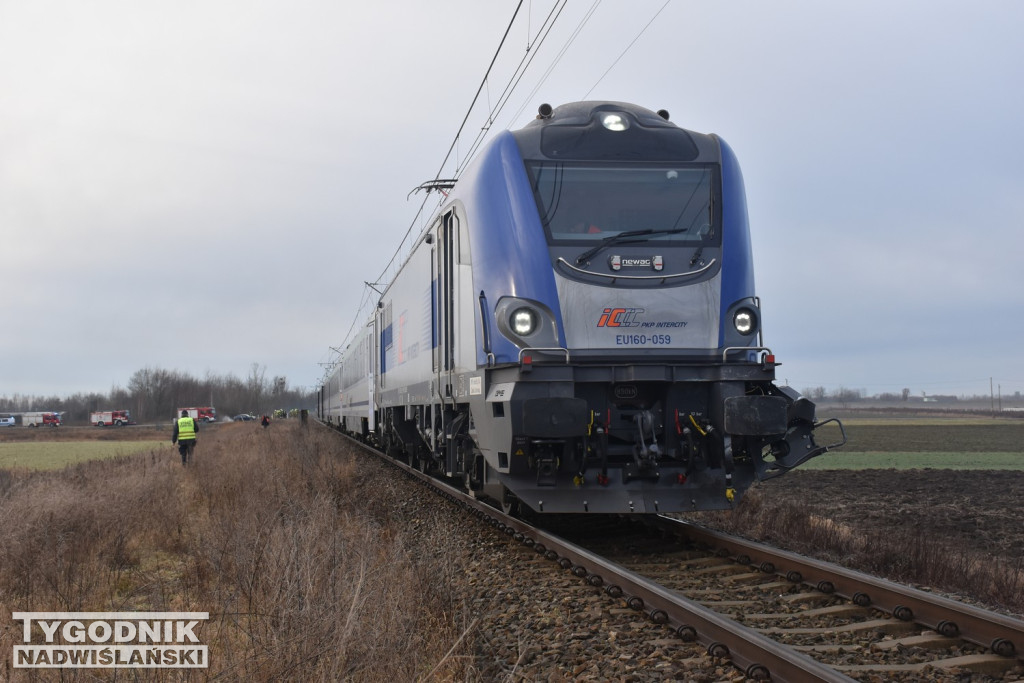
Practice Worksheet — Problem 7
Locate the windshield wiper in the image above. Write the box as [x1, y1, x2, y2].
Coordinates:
[575, 228, 687, 265]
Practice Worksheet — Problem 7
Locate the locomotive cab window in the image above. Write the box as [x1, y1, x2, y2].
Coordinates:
[526, 162, 721, 246]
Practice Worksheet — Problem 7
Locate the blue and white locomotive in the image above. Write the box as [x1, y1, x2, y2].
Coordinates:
[320, 101, 842, 514]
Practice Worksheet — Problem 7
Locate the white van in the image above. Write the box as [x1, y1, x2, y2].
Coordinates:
[0, 414, 15, 428]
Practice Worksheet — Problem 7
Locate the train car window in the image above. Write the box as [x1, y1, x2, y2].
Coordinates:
[526, 162, 720, 245]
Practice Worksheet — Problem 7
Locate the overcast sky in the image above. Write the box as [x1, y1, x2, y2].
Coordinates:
[2, 1, 1022, 400]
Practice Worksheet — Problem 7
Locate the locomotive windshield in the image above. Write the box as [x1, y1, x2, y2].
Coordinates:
[526, 162, 720, 244]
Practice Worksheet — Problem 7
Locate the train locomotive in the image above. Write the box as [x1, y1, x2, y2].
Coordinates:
[319, 101, 843, 515]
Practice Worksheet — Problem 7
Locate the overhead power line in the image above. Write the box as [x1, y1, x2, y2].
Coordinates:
[454, 0, 570, 175]
[582, 0, 670, 99]
[325, 1, 622, 367]
[344, 1, 532, 351]
[508, 0, 602, 124]
[431, 0, 525, 184]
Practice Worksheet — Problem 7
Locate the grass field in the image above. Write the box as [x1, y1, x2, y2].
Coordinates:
[807, 416, 1024, 469]
[799, 451, 1024, 470]
[2, 417, 1022, 471]
[0, 441, 166, 469]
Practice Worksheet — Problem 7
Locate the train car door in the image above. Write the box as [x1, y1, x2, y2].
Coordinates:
[365, 320, 376, 433]
[433, 210, 458, 404]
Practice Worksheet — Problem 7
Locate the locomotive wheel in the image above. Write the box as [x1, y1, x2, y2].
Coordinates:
[501, 486, 521, 517]
[383, 434, 402, 461]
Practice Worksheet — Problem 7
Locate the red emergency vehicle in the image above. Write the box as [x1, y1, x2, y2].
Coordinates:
[178, 407, 217, 423]
[91, 410, 133, 426]
[24, 412, 62, 427]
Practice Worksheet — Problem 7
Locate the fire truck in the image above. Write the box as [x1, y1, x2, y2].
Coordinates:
[23, 412, 62, 427]
[91, 410, 133, 426]
[177, 406, 217, 423]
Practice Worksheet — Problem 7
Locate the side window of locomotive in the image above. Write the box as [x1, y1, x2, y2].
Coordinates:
[526, 162, 721, 244]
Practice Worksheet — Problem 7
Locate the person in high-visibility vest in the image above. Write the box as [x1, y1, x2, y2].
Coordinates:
[172, 410, 199, 465]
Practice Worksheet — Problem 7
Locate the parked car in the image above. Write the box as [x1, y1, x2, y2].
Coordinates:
[233, 414, 256, 422]
[0, 415, 15, 428]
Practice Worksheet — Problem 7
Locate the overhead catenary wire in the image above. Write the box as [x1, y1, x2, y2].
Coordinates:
[430, 0, 525, 184]
[326, 1, 542, 362]
[453, 0, 570, 176]
[357, 2, 531, 337]
[325, 0, 657, 370]
[506, 0, 602, 125]
[582, 0, 670, 99]
[461, 0, 673, 179]
[326, 189, 435, 374]
[385, 0, 591, 275]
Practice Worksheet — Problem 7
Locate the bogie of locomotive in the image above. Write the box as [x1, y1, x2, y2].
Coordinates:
[320, 101, 842, 514]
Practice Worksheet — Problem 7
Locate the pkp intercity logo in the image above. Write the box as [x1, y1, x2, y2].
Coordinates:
[596, 307, 644, 328]
[13, 612, 209, 669]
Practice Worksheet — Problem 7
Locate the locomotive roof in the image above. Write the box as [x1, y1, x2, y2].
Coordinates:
[510, 101, 721, 163]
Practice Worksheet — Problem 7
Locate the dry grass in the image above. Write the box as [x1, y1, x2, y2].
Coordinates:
[700, 487, 1024, 616]
[0, 422, 470, 681]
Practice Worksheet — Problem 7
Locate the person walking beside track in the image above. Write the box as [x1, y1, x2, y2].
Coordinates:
[172, 410, 199, 465]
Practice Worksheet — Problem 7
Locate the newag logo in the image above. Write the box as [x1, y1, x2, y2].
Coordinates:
[596, 308, 644, 328]
[13, 612, 209, 669]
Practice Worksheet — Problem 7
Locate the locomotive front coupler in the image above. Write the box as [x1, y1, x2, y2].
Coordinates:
[624, 410, 662, 483]
[633, 410, 661, 460]
[760, 417, 848, 478]
[529, 439, 563, 486]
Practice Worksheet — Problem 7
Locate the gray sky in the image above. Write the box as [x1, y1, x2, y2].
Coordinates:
[2, 1, 1022, 400]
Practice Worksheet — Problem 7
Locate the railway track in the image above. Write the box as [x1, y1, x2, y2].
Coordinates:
[553, 515, 1024, 681]
[336, 428, 1024, 682]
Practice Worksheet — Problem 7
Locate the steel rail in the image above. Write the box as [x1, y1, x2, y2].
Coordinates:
[660, 517, 1024, 661]
[359, 441, 857, 683]
[492, 515, 857, 682]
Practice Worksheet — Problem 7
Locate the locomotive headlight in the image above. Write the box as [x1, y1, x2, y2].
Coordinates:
[601, 113, 629, 131]
[511, 307, 539, 336]
[733, 309, 756, 335]
[496, 297, 557, 348]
